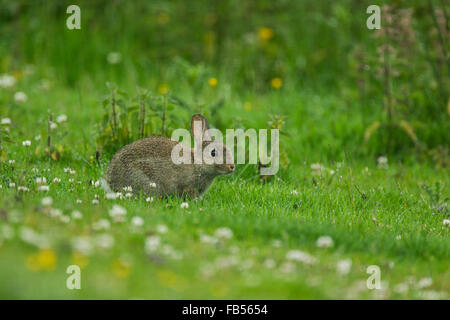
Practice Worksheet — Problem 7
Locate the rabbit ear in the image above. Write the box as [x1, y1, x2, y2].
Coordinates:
[191, 114, 212, 142]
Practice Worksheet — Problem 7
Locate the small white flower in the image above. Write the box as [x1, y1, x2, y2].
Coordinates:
[50, 122, 58, 130]
[60, 215, 70, 223]
[92, 199, 99, 205]
[1, 118, 11, 125]
[107, 52, 122, 64]
[145, 235, 161, 253]
[200, 234, 218, 244]
[286, 250, 317, 265]
[377, 156, 388, 169]
[109, 205, 127, 221]
[68, 178, 74, 183]
[291, 190, 298, 195]
[41, 197, 53, 206]
[36, 177, 47, 185]
[105, 192, 117, 200]
[72, 237, 93, 255]
[34, 135, 41, 141]
[396, 235, 402, 240]
[125, 192, 133, 198]
[93, 180, 100, 187]
[311, 163, 324, 173]
[316, 236, 334, 248]
[37, 185, 49, 192]
[123, 186, 132, 192]
[336, 259, 352, 275]
[14, 91, 27, 103]
[95, 234, 115, 249]
[443, 219, 450, 226]
[131, 216, 144, 227]
[417, 277, 433, 289]
[49, 208, 62, 218]
[22, 140, 31, 147]
[146, 196, 154, 203]
[149, 182, 157, 188]
[9, 182, 16, 188]
[0, 74, 16, 88]
[53, 178, 61, 184]
[180, 202, 189, 209]
[17, 186, 30, 192]
[56, 114, 67, 123]
[214, 227, 233, 240]
[92, 219, 110, 231]
[64, 168, 71, 173]
[71, 210, 83, 220]
[69, 169, 76, 175]
[156, 224, 168, 234]
[8, 160, 15, 164]
[76, 199, 82, 204]
[264, 259, 276, 269]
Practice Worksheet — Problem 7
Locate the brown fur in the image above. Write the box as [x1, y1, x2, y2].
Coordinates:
[106, 115, 234, 198]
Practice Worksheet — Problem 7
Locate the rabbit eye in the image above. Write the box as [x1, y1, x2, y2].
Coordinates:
[211, 149, 216, 157]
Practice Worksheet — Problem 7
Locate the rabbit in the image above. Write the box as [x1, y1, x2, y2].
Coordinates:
[105, 114, 235, 198]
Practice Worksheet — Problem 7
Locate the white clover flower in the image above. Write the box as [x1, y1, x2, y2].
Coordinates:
[443, 219, 450, 226]
[316, 236, 334, 248]
[1, 118, 11, 125]
[36, 177, 47, 185]
[9, 182, 16, 188]
[310, 163, 324, 173]
[53, 177, 61, 184]
[377, 156, 388, 169]
[286, 250, 317, 265]
[60, 215, 70, 223]
[56, 114, 67, 123]
[279, 262, 296, 274]
[64, 167, 71, 173]
[14, 91, 27, 103]
[49, 208, 62, 218]
[19, 227, 49, 248]
[0, 74, 16, 88]
[123, 186, 132, 192]
[156, 224, 168, 234]
[264, 259, 276, 269]
[291, 190, 298, 195]
[105, 192, 117, 200]
[214, 227, 233, 240]
[8, 160, 15, 164]
[68, 178, 74, 183]
[50, 122, 58, 130]
[22, 140, 31, 147]
[34, 135, 41, 141]
[125, 192, 133, 198]
[41, 196, 53, 206]
[149, 182, 157, 188]
[180, 202, 189, 209]
[37, 185, 49, 192]
[107, 52, 122, 64]
[131, 216, 144, 227]
[146, 196, 153, 203]
[69, 169, 76, 175]
[72, 237, 93, 255]
[145, 235, 161, 253]
[417, 277, 433, 289]
[93, 180, 100, 187]
[71, 210, 83, 220]
[76, 199, 82, 204]
[109, 204, 127, 221]
[17, 186, 30, 192]
[200, 234, 218, 244]
[92, 199, 99, 205]
[271, 239, 282, 248]
[336, 259, 352, 275]
[92, 219, 111, 231]
[95, 234, 115, 249]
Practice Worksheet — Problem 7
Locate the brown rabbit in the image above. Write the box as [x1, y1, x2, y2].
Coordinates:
[105, 114, 235, 198]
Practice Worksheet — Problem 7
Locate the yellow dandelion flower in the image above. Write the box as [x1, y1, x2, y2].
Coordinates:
[112, 259, 131, 278]
[157, 84, 169, 95]
[208, 77, 218, 87]
[244, 101, 252, 111]
[271, 77, 283, 89]
[258, 27, 274, 41]
[71, 251, 89, 269]
[37, 248, 57, 271]
[156, 12, 170, 25]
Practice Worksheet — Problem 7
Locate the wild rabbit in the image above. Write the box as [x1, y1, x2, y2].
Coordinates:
[105, 114, 235, 198]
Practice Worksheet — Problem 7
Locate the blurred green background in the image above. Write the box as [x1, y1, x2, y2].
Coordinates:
[1, 0, 448, 164]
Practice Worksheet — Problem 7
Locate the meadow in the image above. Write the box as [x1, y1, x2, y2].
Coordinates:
[0, 0, 449, 299]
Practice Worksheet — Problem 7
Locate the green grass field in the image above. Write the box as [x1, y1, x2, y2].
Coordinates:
[0, 0, 449, 300]
[0, 80, 448, 299]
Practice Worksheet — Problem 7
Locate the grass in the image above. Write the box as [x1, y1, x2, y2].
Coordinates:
[0, 77, 448, 300]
